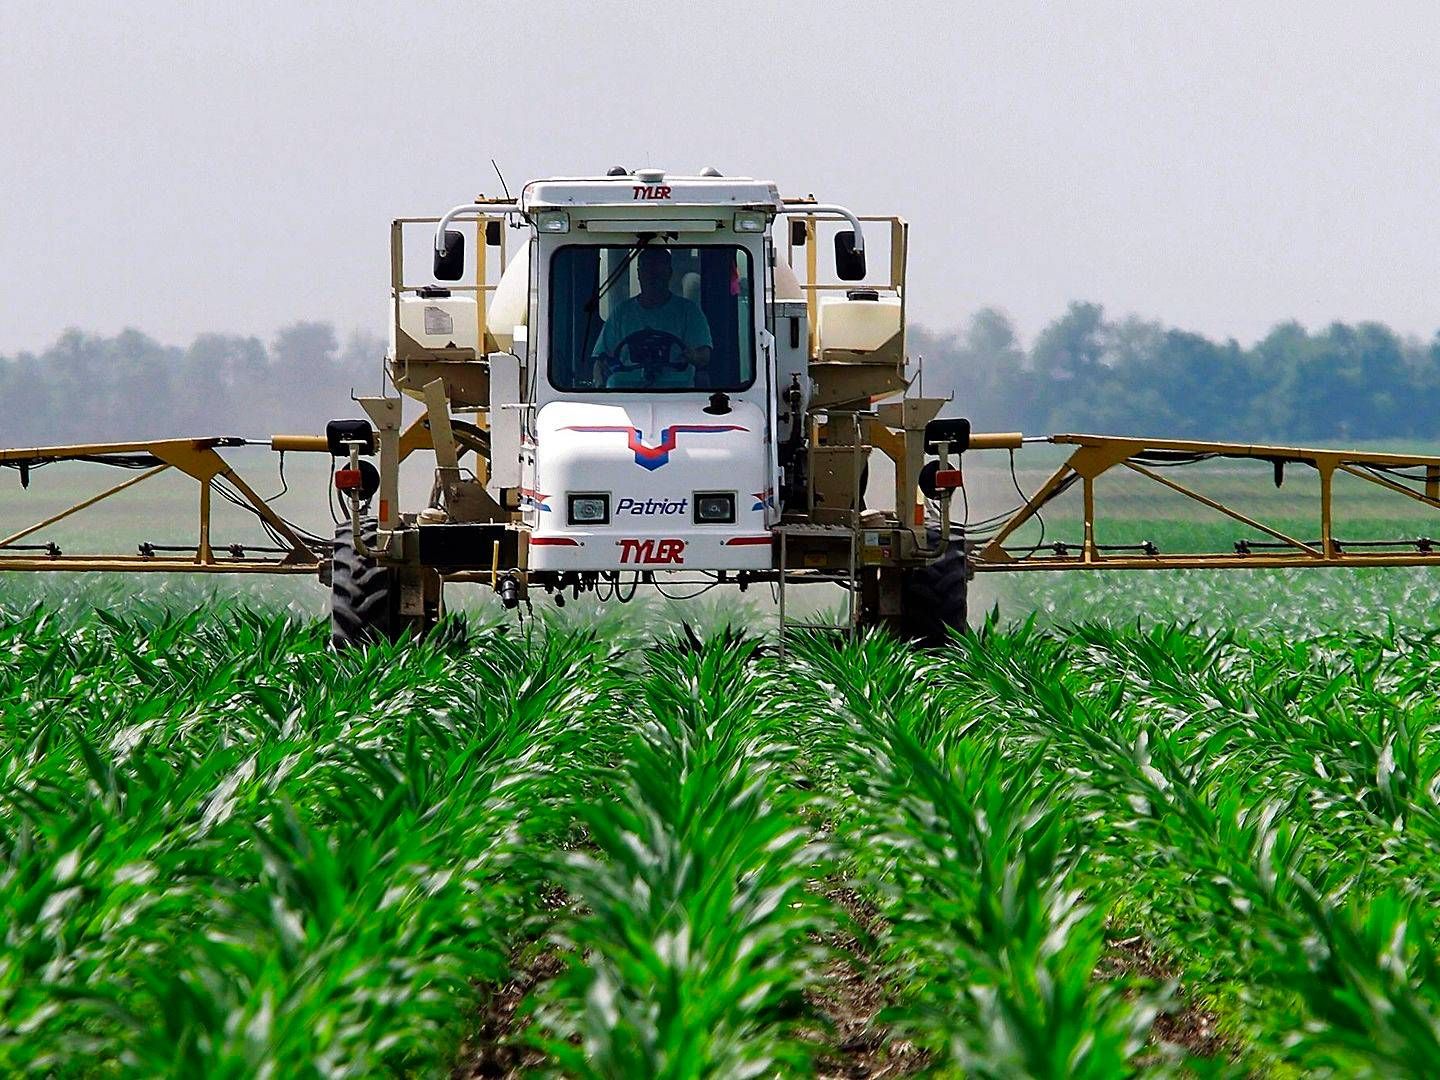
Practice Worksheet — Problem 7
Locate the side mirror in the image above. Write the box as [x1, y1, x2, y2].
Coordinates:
[485, 219, 502, 246]
[434, 229, 465, 280]
[835, 230, 867, 281]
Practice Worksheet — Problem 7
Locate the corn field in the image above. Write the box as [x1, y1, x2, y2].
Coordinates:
[5, 599, 1440, 1077]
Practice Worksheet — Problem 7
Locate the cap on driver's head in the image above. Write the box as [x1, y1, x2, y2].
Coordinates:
[638, 246, 673, 270]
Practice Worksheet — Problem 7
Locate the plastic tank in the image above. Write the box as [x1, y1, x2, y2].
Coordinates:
[487, 246, 530, 350]
[817, 295, 902, 359]
[393, 293, 480, 353]
[772, 256, 804, 301]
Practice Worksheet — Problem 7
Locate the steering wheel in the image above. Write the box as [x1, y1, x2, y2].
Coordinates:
[609, 328, 690, 378]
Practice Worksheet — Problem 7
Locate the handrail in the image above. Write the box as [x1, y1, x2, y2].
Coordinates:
[782, 214, 908, 360]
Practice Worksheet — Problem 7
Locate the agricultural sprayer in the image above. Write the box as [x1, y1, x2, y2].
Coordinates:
[7, 167, 1440, 648]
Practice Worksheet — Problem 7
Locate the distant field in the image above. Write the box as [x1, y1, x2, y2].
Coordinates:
[5, 439, 1440, 633]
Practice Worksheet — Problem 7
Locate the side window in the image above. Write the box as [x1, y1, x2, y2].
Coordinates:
[547, 247, 600, 388]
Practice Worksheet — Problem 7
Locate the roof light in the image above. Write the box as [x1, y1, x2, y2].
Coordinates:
[733, 211, 766, 233]
[534, 210, 570, 234]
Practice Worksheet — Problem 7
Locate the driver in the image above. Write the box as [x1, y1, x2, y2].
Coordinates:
[591, 247, 712, 388]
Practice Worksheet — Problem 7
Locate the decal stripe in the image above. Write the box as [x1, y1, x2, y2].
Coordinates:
[560, 424, 748, 471]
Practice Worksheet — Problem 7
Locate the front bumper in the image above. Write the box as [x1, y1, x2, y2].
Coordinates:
[527, 528, 774, 571]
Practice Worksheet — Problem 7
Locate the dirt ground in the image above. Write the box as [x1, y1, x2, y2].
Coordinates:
[1099, 930, 1233, 1061]
[452, 890, 1233, 1076]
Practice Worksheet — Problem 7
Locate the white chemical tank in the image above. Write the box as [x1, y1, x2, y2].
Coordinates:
[817, 293, 902, 361]
[392, 291, 481, 354]
[488, 245, 529, 351]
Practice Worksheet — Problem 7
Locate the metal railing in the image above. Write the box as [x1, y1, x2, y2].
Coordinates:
[781, 210, 908, 360]
[390, 214, 511, 355]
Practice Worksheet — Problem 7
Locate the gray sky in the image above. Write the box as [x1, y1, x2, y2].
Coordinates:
[3, 2, 1439, 353]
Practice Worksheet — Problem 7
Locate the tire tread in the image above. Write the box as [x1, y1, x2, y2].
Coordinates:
[331, 520, 393, 648]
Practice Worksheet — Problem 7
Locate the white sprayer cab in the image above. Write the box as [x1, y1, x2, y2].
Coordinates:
[521, 173, 784, 571]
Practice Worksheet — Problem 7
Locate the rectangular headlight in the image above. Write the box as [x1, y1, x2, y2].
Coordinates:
[693, 492, 736, 524]
[534, 209, 570, 234]
[733, 210, 767, 233]
[568, 493, 610, 525]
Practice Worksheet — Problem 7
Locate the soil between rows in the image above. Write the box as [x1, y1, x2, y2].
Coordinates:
[451, 887, 1233, 1076]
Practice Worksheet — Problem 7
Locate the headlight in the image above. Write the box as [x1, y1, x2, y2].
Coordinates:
[693, 492, 736, 524]
[568, 493, 610, 525]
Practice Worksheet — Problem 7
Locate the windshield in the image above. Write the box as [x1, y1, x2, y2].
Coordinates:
[548, 244, 755, 392]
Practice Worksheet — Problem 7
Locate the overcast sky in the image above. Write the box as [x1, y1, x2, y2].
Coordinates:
[3, 2, 1439, 353]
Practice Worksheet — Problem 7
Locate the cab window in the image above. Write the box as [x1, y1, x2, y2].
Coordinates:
[548, 244, 755, 392]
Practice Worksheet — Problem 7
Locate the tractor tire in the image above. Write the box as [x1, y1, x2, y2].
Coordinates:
[896, 530, 969, 646]
[331, 519, 396, 649]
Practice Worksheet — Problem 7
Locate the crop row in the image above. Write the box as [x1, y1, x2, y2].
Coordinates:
[3, 601, 1440, 1075]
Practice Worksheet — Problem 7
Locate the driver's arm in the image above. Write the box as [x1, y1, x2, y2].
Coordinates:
[589, 306, 623, 386]
[681, 302, 714, 369]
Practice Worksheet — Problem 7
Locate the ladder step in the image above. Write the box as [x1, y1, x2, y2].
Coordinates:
[776, 523, 862, 660]
[774, 524, 861, 537]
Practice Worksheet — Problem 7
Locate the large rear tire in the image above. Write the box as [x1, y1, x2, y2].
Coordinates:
[331, 519, 395, 649]
[897, 535, 969, 646]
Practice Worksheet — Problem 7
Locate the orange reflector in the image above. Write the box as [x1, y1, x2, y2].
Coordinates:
[722, 535, 773, 546]
[378, 499, 390, 522]
[334, 468, 362, 490]
[530, 537, 581, 547]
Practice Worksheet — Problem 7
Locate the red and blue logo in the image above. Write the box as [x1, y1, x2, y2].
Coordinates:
[560, 424, 747, 471]
[517, 487, 552, 512]
[751, 488, 776, 511]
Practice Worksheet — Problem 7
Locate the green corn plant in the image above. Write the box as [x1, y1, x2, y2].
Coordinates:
[0, 608, 622, 1075]
[531, 635, 829, 1078]
[10, 585, 1440, 1076]
[788, 632, 1158, 1076]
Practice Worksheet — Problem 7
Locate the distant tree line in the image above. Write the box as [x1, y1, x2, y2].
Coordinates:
[0, 324, 384, 446]
[915, 304, 1440, 442]
[4, 307, 1440, 445]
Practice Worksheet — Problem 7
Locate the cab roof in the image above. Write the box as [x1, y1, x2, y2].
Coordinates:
[522, 173, 783, 212]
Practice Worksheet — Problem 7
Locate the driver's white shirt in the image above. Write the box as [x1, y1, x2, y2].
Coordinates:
[592, 293, 713, 360]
